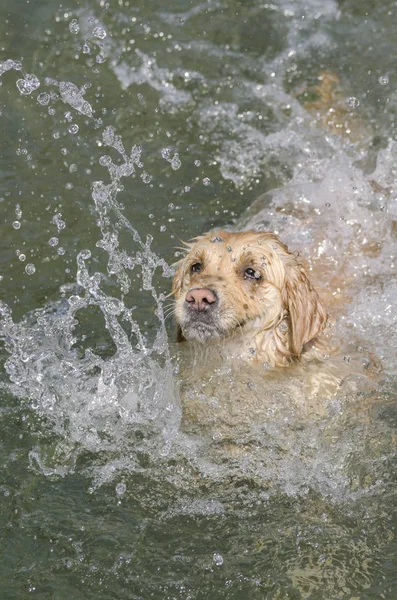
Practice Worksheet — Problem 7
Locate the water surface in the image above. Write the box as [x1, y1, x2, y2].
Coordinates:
[1, 0, 397, 598]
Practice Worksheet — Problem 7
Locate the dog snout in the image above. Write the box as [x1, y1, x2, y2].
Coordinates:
[185, 288, 217, 312]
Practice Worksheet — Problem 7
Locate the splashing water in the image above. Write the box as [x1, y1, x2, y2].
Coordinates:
[1, 2, 397, 592]
[0, 62, 180, 486]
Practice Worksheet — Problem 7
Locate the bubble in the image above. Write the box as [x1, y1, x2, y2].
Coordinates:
[68, 124, 79, 134]
[37, 92, 50, 106]
[213, 553, 224, 566]
[69, 19, 80, 34]
[194, 159, 201, 167]
[115, 483, 126, 496]
[49, 237, 59, 247]
[16, 74, 40, 96]
[203, 177, 211, 186]
[82, 43, 91, 54]
[347, 97, 360, 109]
[57, 247, 65, 255]
[25, 263, 36, 275]
[160, 225, 167, 232]
[64, 111, 73, 122]
[18, 254, 26, 262]
[15, 204, 22, 219]
[95, 54, 106, 64]
[12, 221, 21, 230]
[92, 27, 107, 39]
[379, 75, 389, 86]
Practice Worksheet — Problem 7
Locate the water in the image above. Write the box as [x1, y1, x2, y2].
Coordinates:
[1, 0, 397, 598]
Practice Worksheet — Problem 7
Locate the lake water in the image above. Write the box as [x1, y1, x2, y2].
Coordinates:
[1, 0, 397, 598]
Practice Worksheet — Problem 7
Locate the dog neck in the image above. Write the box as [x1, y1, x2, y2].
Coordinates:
[223, 319, 294, 367]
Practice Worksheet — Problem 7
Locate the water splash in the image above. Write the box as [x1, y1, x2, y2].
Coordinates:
[0, 60, 180, 484]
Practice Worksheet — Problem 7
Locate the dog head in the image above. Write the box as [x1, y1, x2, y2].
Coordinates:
[172, 230, 327, 364]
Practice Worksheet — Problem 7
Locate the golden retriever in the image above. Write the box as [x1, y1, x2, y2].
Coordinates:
[172, 229, 327, 368]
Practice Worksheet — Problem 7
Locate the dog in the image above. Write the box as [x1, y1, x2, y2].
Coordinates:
[172, 229, 327, 369]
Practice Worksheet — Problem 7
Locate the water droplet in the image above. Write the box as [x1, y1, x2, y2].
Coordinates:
[52, 213, 66, 231]
[69, 19, 80, 34]
[15, 204, 22, 219]
[79, 249, 91, 260]
[0, 59, 15, 75]
[82, 43, 91, 54]
[12, 221, 21, 230]
[49, 237, 59, 247]
[140, 172, 151, 183]
[344, 355, 351, 363]
[171, 153, 181, 170]
[25, 263, 36, 275]
[95, 53, 106, 64]
[64, 111, 73, 122]
[379, 75, 389, 86]
[59, 81, 93, 117]
[325, 202, 331, 207]
[68, 124, 79, 134]
[347, 97, 360, 109]
[161, 147, 171, 160]
[115, 483, 126, 496]
[194, 159, 201, 167]
[37, 92, 50, 106]
[16, 74, 40, 95]
[160, 225, 167, 232]
[203, 177, 211, 186]
[92, 26, 107, 39]
[213, 553, 224, 566]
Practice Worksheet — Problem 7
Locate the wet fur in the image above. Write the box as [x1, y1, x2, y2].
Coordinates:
[172, 230, 327, 368]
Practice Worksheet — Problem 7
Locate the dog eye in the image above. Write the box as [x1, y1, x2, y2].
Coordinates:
[190, 262, 202, 273]
[244, 268, 261, 281]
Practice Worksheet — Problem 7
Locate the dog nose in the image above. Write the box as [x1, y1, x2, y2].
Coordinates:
[185, 288, 217, 311]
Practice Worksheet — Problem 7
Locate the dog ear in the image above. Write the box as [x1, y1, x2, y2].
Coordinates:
[284, 265, 327, 357]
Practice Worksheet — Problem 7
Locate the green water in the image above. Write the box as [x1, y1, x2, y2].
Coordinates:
[1, 0, 397, 598]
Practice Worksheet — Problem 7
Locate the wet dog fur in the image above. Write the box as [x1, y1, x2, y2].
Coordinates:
[172, 230, 327, 368]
